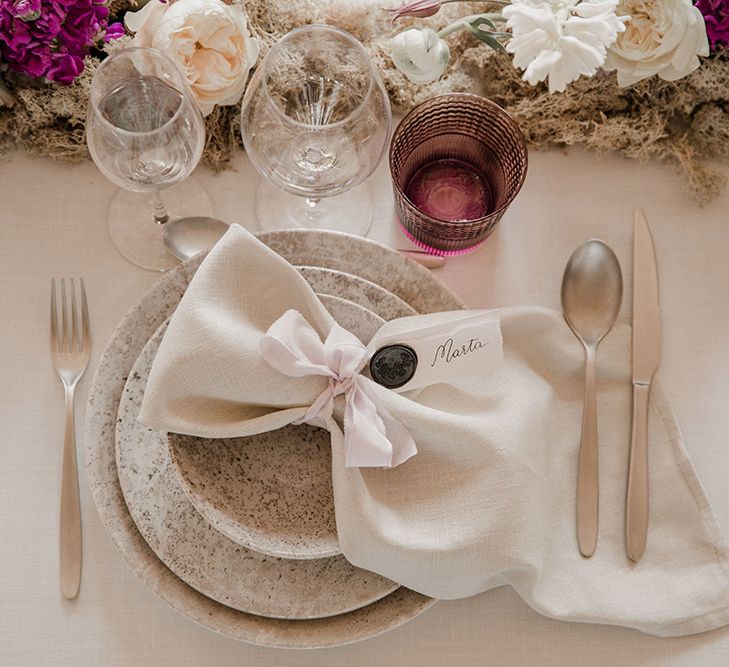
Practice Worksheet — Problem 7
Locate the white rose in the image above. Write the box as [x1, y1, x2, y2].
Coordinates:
[605, 0, 709, 86]
[389, 28, 450, 84]
[125, 0, 259, 115]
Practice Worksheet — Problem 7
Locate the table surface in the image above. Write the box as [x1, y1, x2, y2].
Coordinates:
[3, 145, 729, 666]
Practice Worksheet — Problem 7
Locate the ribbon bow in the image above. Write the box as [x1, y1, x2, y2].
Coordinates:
[260, 310, 417, 468]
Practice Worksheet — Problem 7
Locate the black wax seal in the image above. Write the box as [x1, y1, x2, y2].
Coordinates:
[369, 344, 418, 389]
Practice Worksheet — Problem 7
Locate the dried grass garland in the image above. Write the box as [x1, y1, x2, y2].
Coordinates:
[1, 0, 728, 201]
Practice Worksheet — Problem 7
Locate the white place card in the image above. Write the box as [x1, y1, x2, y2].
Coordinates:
[367, 310, 504, 392]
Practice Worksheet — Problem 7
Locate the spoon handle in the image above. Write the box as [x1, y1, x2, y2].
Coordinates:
[577, 346, 599, 558]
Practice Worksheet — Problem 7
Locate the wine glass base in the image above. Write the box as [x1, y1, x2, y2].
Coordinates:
[253, 179, 373, 236]
[107, 178, 214, 272]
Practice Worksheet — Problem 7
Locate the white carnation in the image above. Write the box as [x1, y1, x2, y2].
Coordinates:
[504, 0, 628, 93]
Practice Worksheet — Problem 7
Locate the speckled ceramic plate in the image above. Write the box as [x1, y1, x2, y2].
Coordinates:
[85, 230, 463, 648]
[117, 307, 397, 619]
[166, 290, 413, 560]
[297, 266, 414, 317]
[258, 231, 461, 315]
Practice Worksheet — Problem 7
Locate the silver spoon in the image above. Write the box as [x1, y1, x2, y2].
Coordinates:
[561, 239, 623, 558]
[163, 217, 230, 261]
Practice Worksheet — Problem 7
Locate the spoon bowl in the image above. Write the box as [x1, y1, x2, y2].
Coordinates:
[562, 240, 623, 346]
[561, 239, 623, 558]
[163, 217, 230, 261]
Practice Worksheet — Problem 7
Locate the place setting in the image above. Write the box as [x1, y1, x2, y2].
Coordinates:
[10, 0, 728, 655]
[84, 228, 459, 648]
[84, 206, 729, 646]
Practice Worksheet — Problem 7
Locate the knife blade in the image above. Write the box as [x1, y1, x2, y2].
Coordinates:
[626, 209, 661, 562]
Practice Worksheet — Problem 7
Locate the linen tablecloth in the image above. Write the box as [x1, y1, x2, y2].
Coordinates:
[3, 146, 729, 665]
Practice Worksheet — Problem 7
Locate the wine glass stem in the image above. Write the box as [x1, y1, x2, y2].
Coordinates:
[152, 191, 170, 225]
[305, 197, 320, 210]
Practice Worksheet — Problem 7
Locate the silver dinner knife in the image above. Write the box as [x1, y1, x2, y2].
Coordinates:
[626, 209, 661, 562]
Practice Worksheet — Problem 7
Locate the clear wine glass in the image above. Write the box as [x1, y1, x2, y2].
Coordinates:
[240, 25, 392, 235]
[86, 47, 213, 271]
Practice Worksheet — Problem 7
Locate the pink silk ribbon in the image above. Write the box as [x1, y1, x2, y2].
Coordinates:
[260, 309, 417, 468]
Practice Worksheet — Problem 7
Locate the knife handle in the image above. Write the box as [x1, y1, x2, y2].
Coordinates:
[577, 346, 599, 558]
[626, 382, 650, 562]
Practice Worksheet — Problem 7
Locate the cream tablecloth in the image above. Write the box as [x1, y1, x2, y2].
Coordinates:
[2, 145, 729, 665]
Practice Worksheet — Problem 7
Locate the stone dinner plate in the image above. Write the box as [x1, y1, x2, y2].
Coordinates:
[85, 230, 463, 648]
[116, 295, 397, 619]
[166, 290, 415, 560]
[296, 266, 414, 317]
[259, 230, 461, 315]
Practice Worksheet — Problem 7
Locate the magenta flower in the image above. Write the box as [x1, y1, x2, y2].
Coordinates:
[104, 21, 124, 42]
[8, 0, 41, 19]
[695, 0, 729, 49]
[46, 52, 85, 84]
[0, 0, 118, 84]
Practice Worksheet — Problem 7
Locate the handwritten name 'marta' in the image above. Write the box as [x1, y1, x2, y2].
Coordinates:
[430, 337, 485, 367]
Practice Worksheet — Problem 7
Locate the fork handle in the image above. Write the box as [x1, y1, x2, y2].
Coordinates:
[60, 386, 81, 599]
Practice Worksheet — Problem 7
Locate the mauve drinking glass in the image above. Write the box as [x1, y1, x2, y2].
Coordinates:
[389, 93, 528, 256]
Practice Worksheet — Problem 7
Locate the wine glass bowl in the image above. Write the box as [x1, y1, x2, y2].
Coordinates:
[240, 25, 391, 234]
[86, 47, 214, 271]
[87, 48, 205, 193]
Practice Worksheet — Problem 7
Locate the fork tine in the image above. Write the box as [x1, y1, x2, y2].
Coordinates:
[80, 278, 89, 352]
[70, 279, 79, 353]
[60, 278, 68, 353]
[50, 279, 58, 353]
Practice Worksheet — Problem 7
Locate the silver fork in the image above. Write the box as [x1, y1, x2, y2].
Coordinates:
[50, 278, 90, 599]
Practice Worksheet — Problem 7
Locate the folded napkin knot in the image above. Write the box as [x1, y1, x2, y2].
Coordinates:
[260, 309, 417, 468]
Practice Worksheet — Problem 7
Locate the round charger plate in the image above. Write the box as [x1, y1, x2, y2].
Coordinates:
[85, 229, 463, 649]
[116, 296, 397, 619]
[166, 289, 416, 560]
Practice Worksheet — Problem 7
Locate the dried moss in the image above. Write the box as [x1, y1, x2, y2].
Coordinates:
[1, 0, 728, 199]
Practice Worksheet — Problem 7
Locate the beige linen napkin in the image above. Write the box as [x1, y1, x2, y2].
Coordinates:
[140, 224, 729, 637]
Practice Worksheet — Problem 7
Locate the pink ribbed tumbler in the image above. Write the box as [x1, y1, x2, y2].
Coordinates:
[389, 94, 528, 255]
